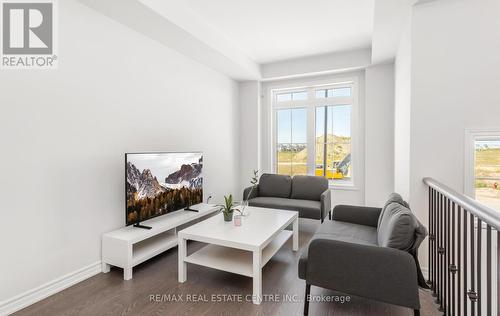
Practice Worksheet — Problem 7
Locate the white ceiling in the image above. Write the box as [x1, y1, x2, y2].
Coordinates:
[86, 0, 412, 80]
[184, 0, 374, 63]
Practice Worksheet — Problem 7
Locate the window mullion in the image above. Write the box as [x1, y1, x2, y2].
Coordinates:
[323, 106, 328, 177]
[306, 88, 315, 176]
[289, 109, 293, 175]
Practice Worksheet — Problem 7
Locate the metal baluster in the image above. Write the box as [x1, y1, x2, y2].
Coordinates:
[469, 213, 476, 316]
[486, 225, 491, 316]
[428, 188, 432, 286]
[444, 195, 447, 310]
[447, 198, 451, 315]
[464, 208, 468, 315]
[451, 202, 456, 316]
[476, 219, 481, 316]
[457, 205, 461, 316]
[434, 189, 438, 296]
[430, 189, 434, 293]
[423, 178, 500, 316]
[441, 194, 445, 311]
[433, 188, 436, 290]
[436, 193, 443, 309]
[434, 192, 441, 298]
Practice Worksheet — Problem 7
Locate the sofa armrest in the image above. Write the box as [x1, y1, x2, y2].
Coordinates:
[320, 189, 331, 221]
[306, 238, 419, 309]
[243, 185, 259, 200]
[332, 205, 381, 227]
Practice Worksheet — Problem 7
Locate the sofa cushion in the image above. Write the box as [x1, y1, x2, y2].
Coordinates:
[298, 220, 378, 279]
[248, 197, 320, 220]
[378, 192, 409, 228]
[291, 175, 328, 201]
[258, 173, 292, 198]
[377, 202, 418, 251]
[316, 220, 378, 246]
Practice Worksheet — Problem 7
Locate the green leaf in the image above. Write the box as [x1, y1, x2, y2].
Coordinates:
[250, 169, 259, 185]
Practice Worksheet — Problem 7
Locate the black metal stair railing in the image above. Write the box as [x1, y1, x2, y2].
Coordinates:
[424, 177, 500, 316]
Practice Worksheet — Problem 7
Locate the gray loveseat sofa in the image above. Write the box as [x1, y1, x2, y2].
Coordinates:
[243, 173, 331, 222]
[298, 193, 428, 315]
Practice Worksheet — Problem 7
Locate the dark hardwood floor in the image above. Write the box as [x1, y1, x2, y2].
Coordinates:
[14, 220, 440, 316]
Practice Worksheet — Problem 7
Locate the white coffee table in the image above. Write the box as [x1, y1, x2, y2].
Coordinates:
[177, 206, 299, 304]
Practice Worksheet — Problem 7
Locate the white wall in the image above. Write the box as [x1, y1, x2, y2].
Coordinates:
[365, 64, 395, 206]
[0, 0, 239, 305]
[238, 81, 261, 195]
[260, 49, 371, 80]
[396, 0, 500, 271]
[394, 9, 412, 201]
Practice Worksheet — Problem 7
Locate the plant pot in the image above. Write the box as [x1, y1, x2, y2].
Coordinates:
[223, 211, 234, 222]
[234, 214, 242, 226]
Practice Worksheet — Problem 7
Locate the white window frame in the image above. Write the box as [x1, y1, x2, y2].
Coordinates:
[464, 128, 500, 199]
[270, 78, 359, 189]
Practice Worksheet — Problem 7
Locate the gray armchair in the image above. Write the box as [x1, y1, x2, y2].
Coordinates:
[243, 173, 331, 222]
[299, 193, 428, 315]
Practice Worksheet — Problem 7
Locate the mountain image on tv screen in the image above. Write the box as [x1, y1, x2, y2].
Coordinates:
[125, 152, 203, 225]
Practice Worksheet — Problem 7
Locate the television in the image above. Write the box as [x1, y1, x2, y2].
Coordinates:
[125, 152, 203, 227]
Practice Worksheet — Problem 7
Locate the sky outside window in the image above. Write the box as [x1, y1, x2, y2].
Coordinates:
[277, 106, 351, 141]
[315, 105, 351, 138]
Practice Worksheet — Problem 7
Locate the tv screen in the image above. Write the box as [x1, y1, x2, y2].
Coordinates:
[125, 152, 203, 226]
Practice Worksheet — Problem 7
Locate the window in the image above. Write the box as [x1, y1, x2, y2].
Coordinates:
[315, 105, 351, 181]
[277, 91, 308, 102]
[272, 82, 356, 186]
[276, 108, 307, 176]
[315, 87, 352, 98]
[465, 129, 500, 211]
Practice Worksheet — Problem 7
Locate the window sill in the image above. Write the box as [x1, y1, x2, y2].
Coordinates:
[329, 182, 358, 191]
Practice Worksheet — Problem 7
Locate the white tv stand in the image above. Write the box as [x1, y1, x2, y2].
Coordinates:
[101, 204, 219, 280]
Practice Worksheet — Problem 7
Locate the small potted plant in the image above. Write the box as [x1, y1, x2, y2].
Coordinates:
[241, 170, 259, 215]
[218, 194, 241, 222]
[246, 169, 259, 200]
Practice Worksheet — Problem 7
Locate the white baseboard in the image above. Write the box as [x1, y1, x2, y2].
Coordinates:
[0, 261, 102, 316]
